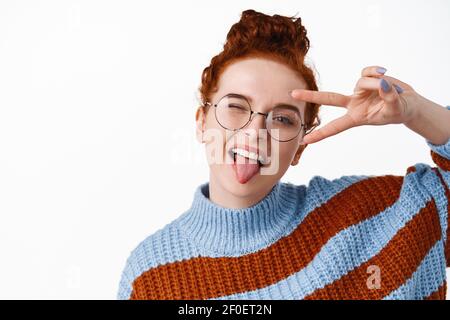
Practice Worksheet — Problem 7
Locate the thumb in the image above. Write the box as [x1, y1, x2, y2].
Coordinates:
[379, 78, 401, 107]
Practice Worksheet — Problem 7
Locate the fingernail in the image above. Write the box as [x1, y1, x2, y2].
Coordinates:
[393, 84, 404, 94]
[376, 67, 387, 74]
[380, 78, 391, 93]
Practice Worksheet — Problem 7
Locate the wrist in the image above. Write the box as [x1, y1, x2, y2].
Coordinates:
[402, 93, 422, 126]
[403, 94, 450, 145]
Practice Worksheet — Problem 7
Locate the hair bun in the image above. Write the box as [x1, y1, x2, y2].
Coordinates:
[224, 9, 310, 56]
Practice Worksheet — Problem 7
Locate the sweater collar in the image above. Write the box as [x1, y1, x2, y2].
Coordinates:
[176, 181, 299, 256]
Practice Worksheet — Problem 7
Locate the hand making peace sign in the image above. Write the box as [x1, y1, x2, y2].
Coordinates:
[291, 66, 417, 144]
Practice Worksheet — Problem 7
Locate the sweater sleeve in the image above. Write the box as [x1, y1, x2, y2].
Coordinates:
[422, 105, 450, 267]
[117, 250, 138, 300]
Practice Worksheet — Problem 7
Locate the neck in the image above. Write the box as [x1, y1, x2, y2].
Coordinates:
[208, 172, 272, 209]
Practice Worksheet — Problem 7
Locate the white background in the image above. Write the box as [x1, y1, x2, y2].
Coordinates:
[0, 0, 449, 299]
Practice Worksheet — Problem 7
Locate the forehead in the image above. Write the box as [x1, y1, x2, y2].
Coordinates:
[215, 57, 308, 109]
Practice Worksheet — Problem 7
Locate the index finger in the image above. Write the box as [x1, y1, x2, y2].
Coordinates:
[290, 89, 350, 107]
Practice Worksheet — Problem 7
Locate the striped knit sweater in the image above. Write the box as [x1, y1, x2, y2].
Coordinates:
[118, 106, 450, 300]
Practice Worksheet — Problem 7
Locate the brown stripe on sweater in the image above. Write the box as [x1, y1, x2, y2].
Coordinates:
[431, 150, 450, 171]
[130, 175, 405, 300]
[424, 281, 447, 300]
[406, 165, 416, 174]
[304, 199, 442, 300]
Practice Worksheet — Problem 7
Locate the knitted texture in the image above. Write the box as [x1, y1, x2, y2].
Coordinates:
[118, 106, 450, 300]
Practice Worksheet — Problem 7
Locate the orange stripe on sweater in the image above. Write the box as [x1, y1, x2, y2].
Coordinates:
[431, 150, 450, 171]
[304, 199, 442, 300]
[130, 175, 405, 299]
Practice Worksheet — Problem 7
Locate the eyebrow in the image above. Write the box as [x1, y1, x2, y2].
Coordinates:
[225, 93, 302, 115]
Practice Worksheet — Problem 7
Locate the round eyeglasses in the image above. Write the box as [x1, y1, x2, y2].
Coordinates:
[204, 93, 320, 142]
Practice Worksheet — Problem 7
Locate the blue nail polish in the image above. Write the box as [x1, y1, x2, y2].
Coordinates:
[380, 79, 391, 93]
[393, 84, 404, 94]
[376, 67, 387, 74]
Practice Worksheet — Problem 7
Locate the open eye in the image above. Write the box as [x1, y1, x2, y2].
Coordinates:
[273, 115, 294, 125]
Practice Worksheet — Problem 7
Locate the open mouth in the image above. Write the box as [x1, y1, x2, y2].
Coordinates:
[228, 147, 270, 167]
[224, 144, 272, 184]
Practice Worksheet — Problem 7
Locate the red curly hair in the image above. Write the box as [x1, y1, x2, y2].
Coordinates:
[198, 9, 321, 132]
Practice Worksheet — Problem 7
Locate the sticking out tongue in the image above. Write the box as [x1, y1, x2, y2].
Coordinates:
[234, 154, 260, 184]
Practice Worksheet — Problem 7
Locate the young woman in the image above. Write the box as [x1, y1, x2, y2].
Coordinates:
[118, 9, 450, 300]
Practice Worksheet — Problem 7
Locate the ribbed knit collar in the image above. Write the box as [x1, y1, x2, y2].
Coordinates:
[176, 181, 299, 256]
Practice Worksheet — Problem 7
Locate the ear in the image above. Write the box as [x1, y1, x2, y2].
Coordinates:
[291, 143, 308, 166]
[195, 106, 207, 143]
